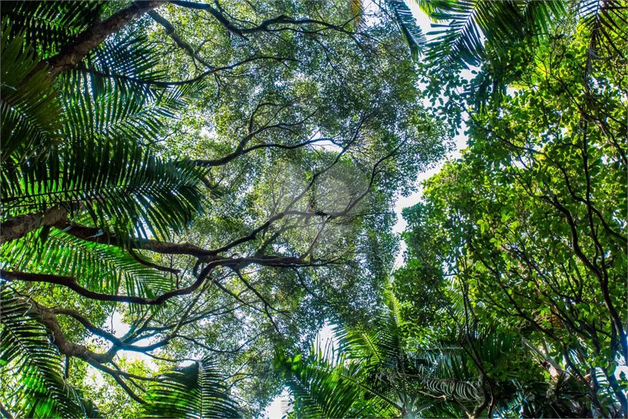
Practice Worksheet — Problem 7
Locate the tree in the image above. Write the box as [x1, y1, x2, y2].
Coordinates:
[399, 20, 627, 417]
[1, 1, 444, 416]
[277, 289, 581, 419]
[415, 0, 627, 120]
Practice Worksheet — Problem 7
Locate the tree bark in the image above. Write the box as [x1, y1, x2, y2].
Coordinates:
[44, 1, 163, 78]
[0, 207, 68, 244]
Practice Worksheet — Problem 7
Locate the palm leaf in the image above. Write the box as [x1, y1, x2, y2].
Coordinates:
[2, 18, 207, 241]
[426, 0, 526, 69]
[275, 348, 395, 418]
[519, 0, 566, 40]
[143, 356, 241, 419]
[336, 290, 405, 372]
[0, 286, 96, 418]
[387, 0, 426, 60]
[60, 70, 201, 149]
[81, 32, 170, 100]
[1, 1, 104, 59]
[1, 20, 63, 187]
[1, 228, 171, 300]
[577, 0, 627, 58]
[2, 133, 207, 242]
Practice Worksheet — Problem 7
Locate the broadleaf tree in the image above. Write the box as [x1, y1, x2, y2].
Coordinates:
[1, 0, 625, 417]
[0, 1, 446, 417]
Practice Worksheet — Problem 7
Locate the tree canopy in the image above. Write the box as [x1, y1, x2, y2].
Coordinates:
[0, 1, 626, 418]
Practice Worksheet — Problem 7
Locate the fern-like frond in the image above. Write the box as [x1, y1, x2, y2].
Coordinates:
[82, 32, 169, 99]
[578, 0, 627, 58]
[275, 349, 394, 418]
[1, 20, 63, 190]
[387, 1, 426, 60]
[0, 286, 96, 418]
[60, 73, 200, 148]
[2, 133, 207, 241]
[427, 0, 526, 69]
[143, 356, 241, 419]
[1, 228, 171, 299]
[336, 290, 405, 373]
[1, 1, 104, 59]
[519, 0, 566, 40]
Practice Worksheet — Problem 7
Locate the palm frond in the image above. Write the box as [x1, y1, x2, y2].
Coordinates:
[275, 349, 394, 418]
[348, 0, 365, 30]
[426, 0, 526, 69]
[519, 0, 566, 40]
[60, 80, 186, 149]
[0, 286, 96, 418]
[336, 290, 404, 371]
[82, 32, 169, 99]
[143, 356, 241, 419]
[1, 20, 63, 185]
[387, 0, 426, 60]
[577, 0, 627, 58]
[1, 228, 171, 300]
[1, 1, 104, 59]
[2, 133, 207, 241]
[2, 22, 207, 240]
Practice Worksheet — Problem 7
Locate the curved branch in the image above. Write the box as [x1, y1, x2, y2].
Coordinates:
[1, 256, 303, 305]
[148, 10, 214, 69]
[77, 55, 296, 87]
[170, 0, 358, 37]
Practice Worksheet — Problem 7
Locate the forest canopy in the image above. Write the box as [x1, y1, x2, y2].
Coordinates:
[0, 1, 626, 418]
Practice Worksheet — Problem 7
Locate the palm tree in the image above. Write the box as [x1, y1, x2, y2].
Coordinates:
[1, 4, 207, 245]
[143, 355, 241, 419]
[1, 3, 210, 416]
[1, 0, 210, 286]
[276, 290, 592, 418]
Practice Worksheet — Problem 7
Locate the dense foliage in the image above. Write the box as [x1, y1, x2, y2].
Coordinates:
[0, 0, 625, 418]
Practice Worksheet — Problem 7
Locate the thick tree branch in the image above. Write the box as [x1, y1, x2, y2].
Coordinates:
[1, 207, 68, 244]
[170, 0, 356, 38]
[0, 401, 15, 419]
[192, 138, 333, 167]
[34, 307, 112, 364]
[128, 248, 181, 274]
[1, 256, 303, 305]
[50, 307, 170, 355]
[53, 222, 218, 259]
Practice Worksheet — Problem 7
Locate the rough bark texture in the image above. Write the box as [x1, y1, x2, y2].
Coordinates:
[45, 1, 163, 77]
[0, 207, 68, 244]
[36, 308, 111, 363]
